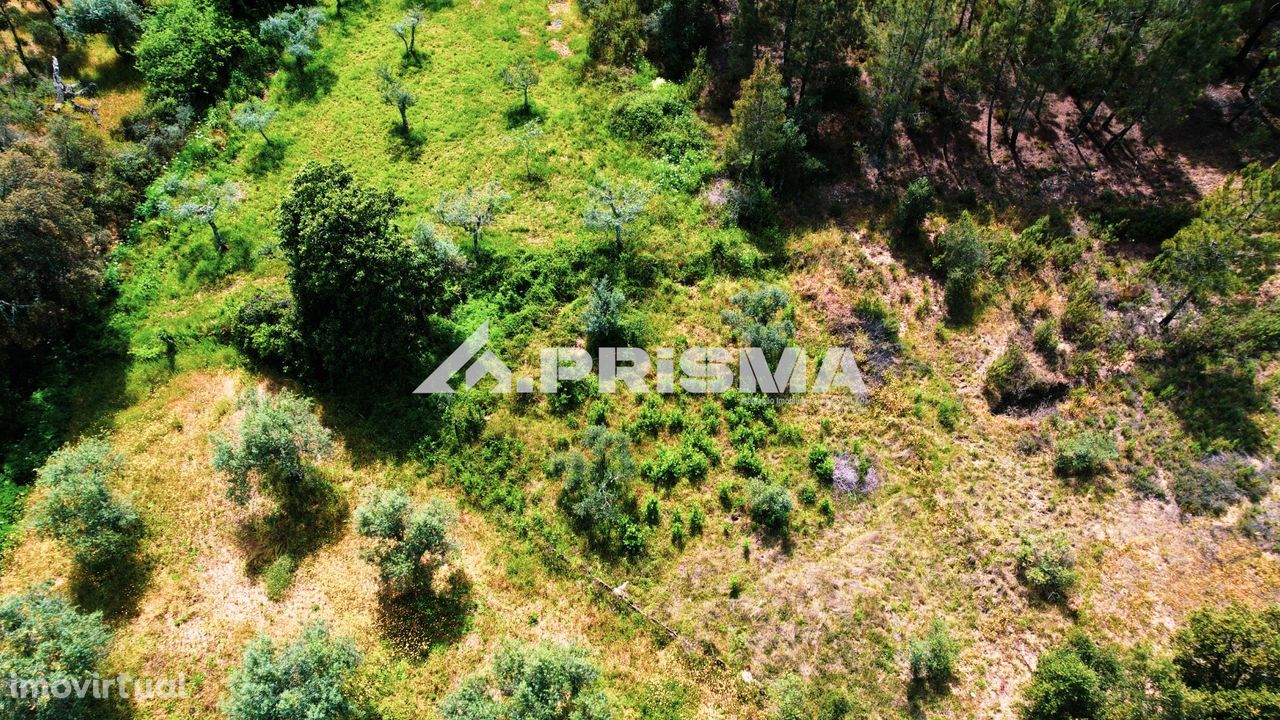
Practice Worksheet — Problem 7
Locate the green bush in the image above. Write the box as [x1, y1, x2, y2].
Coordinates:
[908, 619, 958, 691]
[722, 285, 795, 363]
[1032, 317, 1060, 359]
[643, 496, 660, 526]
[808, 444, 834, 483]
[983, 344, 1038, 410]
[135, 0, 269, 109]
[933, 211, 989, 323]
[0, 586, 112, 720]
[1053, 431, 1118, 478]
[227, 290, 304, 374]
[559, 425, 642, 554]
[1021, 636, 1108, 720]
[688, 506, 705, 535]
[1061, 278, 1105, 351]
[894, 177, 934, 246]
[355, 489, 456, 596]
[1014, 531, 1078, 602]
[608, 86, 710, 165]
[1173, 603, 1280, 693]
[749, 481, 792, 535]
[27, 439, 141, 571]
[212, 388, 333, 509]
[262, 554, 296, 602]
[440, 641, 611, 720]
[223, 622, 361, 720]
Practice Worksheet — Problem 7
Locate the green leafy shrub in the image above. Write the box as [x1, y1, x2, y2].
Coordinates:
[1053, 430, 1117, 478]
[227, 290, 304, 374]
[749, 481, 792, 534]
[558, 425, 642, 554]
[729, 575, 744, 598]
[936, 396, 962, 430]
[608, 86, 710, 166]
[643, 496, 660, 526]
[894, 177, 934, 246]
[1173, 454, 1272, 517]
[223, 622, 361, 720]
[27, 439, 141, 571]
[1060, 278, 1105, 351]
[1032, 317, 1060, 359]
[355, 489, 456, 597]
[262, 554, 296, 602]
[722, 285, 795, 363]
[582, 277, 627, 348]
[1015, 531, 1078, 602]
[983, 344, 1038, 411]
[136, 0, 269, 110]
[688, 506, 705, 535]
[808, 444, 834, 483]
[933, 211, 990, 323]
[212, 389, 333, 509]
[909, 619, 958, 691]
[0, 586, 112, 720]
[440, 641, 611, 720]
[1174, 603, 1280, 693]
[1021, 634, 1110, 720]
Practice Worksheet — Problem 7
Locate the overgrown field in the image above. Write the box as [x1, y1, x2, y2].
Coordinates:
[3, 0, 1280, 719]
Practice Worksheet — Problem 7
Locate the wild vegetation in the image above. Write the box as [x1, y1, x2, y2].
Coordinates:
[1, 0, 1279, 718]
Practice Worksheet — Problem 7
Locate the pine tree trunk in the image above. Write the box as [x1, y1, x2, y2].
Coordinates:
[2, 9, 34, 76]
[1160, 289, 1194, 328]
[211, 221, 228, 253]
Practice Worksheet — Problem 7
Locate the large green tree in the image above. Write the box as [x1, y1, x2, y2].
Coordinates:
[277, 161, 451, 380]
[222, 622, 362, 720]
[135, 0, 269, 109]
[0, 586, 112, 720]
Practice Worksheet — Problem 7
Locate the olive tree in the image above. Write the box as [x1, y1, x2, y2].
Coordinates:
[440, 641, 611, 720]
[55, 0, 142, 55]
[377, 66, 418, 132]
[0, 586, 112, 720]
[211, 388, 334, 509]
[582, 176, 649, 253]
[259, 6, 325, 71]
[391, 9, 423, 59]
[160, 176, 243, 253]
[27, 438, 141, 571]
[222, 622, 361, 720]
[500, 57, 540, 112]
[233, 98, 278, 146]
[355, 489, 456, 597]
[435, 181, 511, 254]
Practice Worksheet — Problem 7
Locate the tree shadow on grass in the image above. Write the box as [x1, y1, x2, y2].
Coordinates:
[385, 124, 427, 162]
[69, 550, 153, 622]
[376, 568, 474, 657]
[504, 104, 545, 129]
[906, 678, 951, 720]
[281, 63, 337, 104]
[234, 474, 348, 578]
[1153, 359, 1268, 453]
[245, 138, 292, 176]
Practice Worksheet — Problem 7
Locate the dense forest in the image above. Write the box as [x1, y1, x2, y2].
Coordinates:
[1, 0, 1279, 718]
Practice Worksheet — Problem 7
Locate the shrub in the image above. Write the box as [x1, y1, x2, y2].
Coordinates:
[1015, 531, 1078, 602]
[262, 554, 296, 602]
[1060, 278, 1105, 351]
[608, 87, 710, 165]
[808, 444, 834, 483]
[933, 211, 989, 323]
[937, 396, 962, 430]
[440, 641, 611, 720]
[729, 575, 744, 598]
[1173, 603, 1280, 693]
[0, 586, 112, 720]
[582, 277, 626, 348]
[223, 622, 361, 720]
[1021, 636, 1108, 720]
[1032, 318, 1060, 359]
[1173, 454, 1273, 517]
[643, 496, 660, 526]
[722, 285, 795, 363]
[670, 512, 685, 546]
[749, 481, 792, 534]
[135, 0, 269, 110]
[27, 439, 141, 570]
[688, 506, 705, 535]
[894, 177, 934, 246]
[981, 343, 1038, 411]
[798, 483, 817, 505]
[212, 388, 334, 508]
[587, 0, 645, 67]
[355, 489, 456, 597]
[559, 425, 642, 554]
[1053, 431, 1118, 478]
[228, 290, 303, 374]
[733, 451, 765, 478]
[642, 447, 684, 487]
[908, 619, 958, 690]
